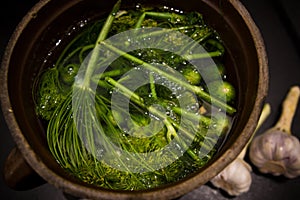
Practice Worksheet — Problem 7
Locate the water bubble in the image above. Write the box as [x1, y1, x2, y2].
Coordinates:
[176, 94, 182, 98]
[96, 148, 104, 157]
[135, 4, 141, 9]
[55, 39, 62, 46]
[79, 20, 87, 27]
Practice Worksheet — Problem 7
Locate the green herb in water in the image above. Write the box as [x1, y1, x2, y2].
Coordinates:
[34, 0, 237, 190]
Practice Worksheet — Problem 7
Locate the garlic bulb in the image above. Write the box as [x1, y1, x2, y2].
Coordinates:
[249, 131, 300, 178]
[210, 103, 271, 196]
[249, 86, 300, 178]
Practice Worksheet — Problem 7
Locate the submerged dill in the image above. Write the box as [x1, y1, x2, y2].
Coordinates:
[33, 0, 237, 190]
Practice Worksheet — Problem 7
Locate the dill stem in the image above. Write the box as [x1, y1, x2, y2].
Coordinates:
[91, 66, 131, 83]
[135, 11, 186, 29]
[184, 51, 223, 60]
[81, 0, 121, 87]
[102, 41, 236, 114]
[149, 73, 158, 100]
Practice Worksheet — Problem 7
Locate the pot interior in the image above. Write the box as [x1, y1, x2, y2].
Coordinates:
[2, 0, 267, 198]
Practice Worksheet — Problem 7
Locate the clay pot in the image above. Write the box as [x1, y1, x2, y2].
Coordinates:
[0, 0, 268, 199]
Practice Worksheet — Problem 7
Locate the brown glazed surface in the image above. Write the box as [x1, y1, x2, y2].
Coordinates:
[0, 0, 268, 199]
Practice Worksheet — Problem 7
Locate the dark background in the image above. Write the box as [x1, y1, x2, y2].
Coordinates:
[1, 0, 300, 199]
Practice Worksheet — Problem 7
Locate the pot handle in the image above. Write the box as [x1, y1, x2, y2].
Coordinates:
[3, 147, 46, 190]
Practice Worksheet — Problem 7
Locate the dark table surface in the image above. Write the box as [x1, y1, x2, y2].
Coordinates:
[1, 0, 300, 199]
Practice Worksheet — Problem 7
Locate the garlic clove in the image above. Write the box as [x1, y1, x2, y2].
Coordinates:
[210, 158, 252, 196]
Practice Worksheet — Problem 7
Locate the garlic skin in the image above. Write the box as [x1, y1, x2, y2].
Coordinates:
[210, 158, 252, 196]
[249, 130, 300, 178]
